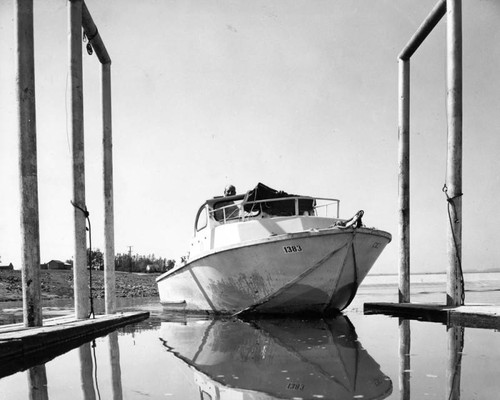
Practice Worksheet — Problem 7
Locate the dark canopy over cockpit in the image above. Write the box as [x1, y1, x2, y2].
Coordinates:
[243, 182, 315, 216]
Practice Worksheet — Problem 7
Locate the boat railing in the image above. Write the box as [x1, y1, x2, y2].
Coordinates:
[209, 196, 340, 224]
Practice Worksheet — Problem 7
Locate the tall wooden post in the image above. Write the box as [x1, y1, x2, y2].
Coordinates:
[445, 0, 463, 306]
[82, 2, 115, 314]
[396, 0, 446, 304]
[398, 58, 410, 303]
[15, 0, 42, 327]
[103, 63, 116, 314]
[69, 0, 88, 319]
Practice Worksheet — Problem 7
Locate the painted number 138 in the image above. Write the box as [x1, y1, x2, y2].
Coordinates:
[283, 245, 303, 253]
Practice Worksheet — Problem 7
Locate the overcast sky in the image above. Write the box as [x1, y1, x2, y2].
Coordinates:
[1, 0, 499, 274]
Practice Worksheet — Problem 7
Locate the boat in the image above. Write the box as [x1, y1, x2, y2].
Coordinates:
[156, 182, 391, 315]
[159, 316, 393, 400]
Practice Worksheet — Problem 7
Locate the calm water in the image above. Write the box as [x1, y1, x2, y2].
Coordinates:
[1, 272, 500, 399]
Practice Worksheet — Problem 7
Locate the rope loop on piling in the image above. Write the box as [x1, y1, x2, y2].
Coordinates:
[442, 184, 463, 203]
[71, 200, 89, 218]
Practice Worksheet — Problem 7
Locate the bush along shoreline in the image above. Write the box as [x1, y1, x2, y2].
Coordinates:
[0, 269, 159, 302]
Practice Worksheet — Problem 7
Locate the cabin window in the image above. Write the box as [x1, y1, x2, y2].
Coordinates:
[196, 207, 208, 231]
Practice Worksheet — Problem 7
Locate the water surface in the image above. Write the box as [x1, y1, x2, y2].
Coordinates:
[1, 272, 500, 399]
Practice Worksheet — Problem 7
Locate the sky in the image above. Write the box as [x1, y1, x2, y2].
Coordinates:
[0, 0, 499, 274]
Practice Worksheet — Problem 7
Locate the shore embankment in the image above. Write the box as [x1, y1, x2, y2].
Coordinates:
[0, 269, 159, 302]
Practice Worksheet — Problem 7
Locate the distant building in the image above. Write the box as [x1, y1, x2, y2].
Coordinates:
[0, 263, 14, 270]
[146, 264, 160, 273]
[45, 260, 72, 270]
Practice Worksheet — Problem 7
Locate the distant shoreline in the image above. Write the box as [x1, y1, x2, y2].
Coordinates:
[0, 269, 159, 302]
[370, 270, 500, 276]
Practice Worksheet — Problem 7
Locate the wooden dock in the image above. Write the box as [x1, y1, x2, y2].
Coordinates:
[364, 302, 500, 330]
[0, 311, 149, 378]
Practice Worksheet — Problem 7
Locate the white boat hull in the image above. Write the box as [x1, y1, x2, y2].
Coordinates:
[157, 227, 391, 315]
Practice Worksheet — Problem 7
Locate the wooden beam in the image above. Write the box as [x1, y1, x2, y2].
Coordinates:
[398, 0, 446, 60]
[82, 1, 111, 65]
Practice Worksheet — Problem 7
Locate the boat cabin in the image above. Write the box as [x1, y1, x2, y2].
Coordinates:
[189, 183, 341, 259]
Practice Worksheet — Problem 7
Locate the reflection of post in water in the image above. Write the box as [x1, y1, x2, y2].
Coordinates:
[28, 364, 48, 400]
[109, 331, 123, 400]
[79, 342, 97, 400]
[399, 318, 410, 400]
[446, 326, 464, 400]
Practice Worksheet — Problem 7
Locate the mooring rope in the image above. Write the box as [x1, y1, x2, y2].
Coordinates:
[71, 201, 96, 319]
[91, 339, 102, 400]
[442, 184, 465, 304]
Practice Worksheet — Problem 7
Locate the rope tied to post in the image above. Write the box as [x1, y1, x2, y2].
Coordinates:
[442, 184, 465, 304]
[442, 184, 463, 222]
[71, 200, 96, 319]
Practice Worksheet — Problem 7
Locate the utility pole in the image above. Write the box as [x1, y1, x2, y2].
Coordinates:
[127, 246, 133, 273]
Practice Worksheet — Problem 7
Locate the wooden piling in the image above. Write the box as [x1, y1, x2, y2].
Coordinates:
[68, 0, 88, 319]
[15, 0, 42, 328]
[397, 0, 447, 304]
[445, 0, 463, 306]
[398, 59, 410, 303]
[81, 3, 115, 314]
[102, 64, 116, 314]
[396, 0, 467, 306]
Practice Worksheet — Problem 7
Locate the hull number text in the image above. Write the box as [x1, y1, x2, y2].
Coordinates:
[283, 245, 303, 254]
[287, 383, 304, 391]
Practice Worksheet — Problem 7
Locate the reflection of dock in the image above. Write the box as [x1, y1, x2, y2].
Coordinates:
[0, 311, 148, 378]
[365, 302, 500, 330]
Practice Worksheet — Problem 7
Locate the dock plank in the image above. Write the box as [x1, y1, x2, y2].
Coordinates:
[0, 311, 149, 378]
[364, 302, 500, 330]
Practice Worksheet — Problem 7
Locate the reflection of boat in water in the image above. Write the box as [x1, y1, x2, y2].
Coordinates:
[159, 316, 392, 400]
[157, 183, 391, 315]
